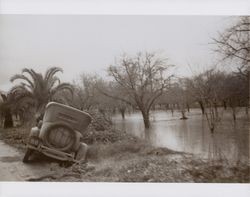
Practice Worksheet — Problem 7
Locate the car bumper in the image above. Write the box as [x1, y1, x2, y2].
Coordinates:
[27, 143, 79, 163]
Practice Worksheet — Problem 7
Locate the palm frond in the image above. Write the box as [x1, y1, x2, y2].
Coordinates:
[9, 89, 33, 102]
[11, 95, 35, 111]
[22, 68, 39, 85]
[50, 83, 74, 97]
[45, 67, 63, 82]
[8, 67, 69, 116]
[0, 93, 7, 102]
[10, 74, 34, 88]
[27, 72, 47, 101]
[47, 76, 60, 89]
[9, 84, 28, 95]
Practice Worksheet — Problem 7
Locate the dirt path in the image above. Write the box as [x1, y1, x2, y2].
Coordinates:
[0, 140, 54, 181]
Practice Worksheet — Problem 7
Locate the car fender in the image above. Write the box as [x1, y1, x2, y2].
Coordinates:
[30, 127, 40, 137]
[75, 142, 88, 161]
[71, 131, 82, 151]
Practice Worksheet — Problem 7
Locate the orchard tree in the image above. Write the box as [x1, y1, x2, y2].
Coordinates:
[213, 16, 250, 77]
[167, 80, 189, 119]
[223, 73, 248, 120]
[98, 52, 173, 128]
[186, 75, 206, 115]
[98, 81, 132, 119]
[66, 74, 100, 110]
[115, 101, 128, 119]
[187, 69, 227, 132]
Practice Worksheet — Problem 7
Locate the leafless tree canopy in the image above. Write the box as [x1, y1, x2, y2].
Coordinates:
[213, 16, 250, 75]
[98, 52, 174, 128]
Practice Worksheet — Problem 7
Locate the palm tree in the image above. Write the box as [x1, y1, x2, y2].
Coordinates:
[9, 67, 73, 119]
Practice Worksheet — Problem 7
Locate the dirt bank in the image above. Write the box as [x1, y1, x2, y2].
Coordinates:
[47, 142, 250, 182]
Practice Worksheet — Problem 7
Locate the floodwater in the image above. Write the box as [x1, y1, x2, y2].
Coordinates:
[112, 108, 250, 163]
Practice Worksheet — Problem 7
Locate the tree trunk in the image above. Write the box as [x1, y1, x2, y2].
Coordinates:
[186, 103, 190, 112]
[141, 110, 150, 129]
[213, 102, 218, 118]
[180, 110, 188, 120]
[223, 100, 227, 110]
[198, 101, 205, 115]
[232, 107, 236, 121]
[171, 108, 174, 116]
[4, 108, 13, 128]
[119, 108, 126, 119]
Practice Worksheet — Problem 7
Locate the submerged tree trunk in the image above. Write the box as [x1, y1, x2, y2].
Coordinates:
[198, 100, 205, 115]
[141, 110, 150, 129]
[232, 107, 237, 121]
[180, 110, 188, 120]
[171, 108, 174, 116]
[119, 108, 126, 119]
[213, 102, 219, 118]
[187, 103, 190, 112]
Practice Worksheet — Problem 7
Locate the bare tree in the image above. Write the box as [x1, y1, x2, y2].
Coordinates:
[64, 74, 116, 118]
[187, 69, 226, 133]
[167, 80, 189, 120]
[186, 75, 207, 115]
[222, 73, 248, 121]
[98, 52, 173, 128]
[213, 16, 250, 76]
[114, 100, 129, 119]
[68, 74, 100, 110]
[158, 94, 175, 116]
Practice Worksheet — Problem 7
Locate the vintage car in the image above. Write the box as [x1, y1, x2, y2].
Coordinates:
[23, 102, 92, 163]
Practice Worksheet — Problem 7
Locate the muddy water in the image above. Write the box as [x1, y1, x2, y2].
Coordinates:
[112, 108, 250, 163]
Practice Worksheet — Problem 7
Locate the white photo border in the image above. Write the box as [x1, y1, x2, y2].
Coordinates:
[0, 0, 249, 197]
[0, 0, 250, 15]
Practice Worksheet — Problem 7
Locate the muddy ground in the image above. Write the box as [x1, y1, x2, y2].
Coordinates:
[0, 127, 249, 182]
[0, 140, 59, 181]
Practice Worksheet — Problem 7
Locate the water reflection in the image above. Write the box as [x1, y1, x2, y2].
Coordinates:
[112, 109, 249, 163]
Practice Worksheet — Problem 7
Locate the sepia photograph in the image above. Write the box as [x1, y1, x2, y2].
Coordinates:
[0, 14, 249, 184]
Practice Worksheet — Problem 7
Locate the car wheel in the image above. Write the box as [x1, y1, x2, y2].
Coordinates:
[23, 148, 34, 163]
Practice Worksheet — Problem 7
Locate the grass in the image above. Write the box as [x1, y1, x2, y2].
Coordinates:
[0, 126, 30, 150]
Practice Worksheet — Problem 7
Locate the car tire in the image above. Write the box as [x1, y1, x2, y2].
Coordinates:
[23, 148, 34, 163]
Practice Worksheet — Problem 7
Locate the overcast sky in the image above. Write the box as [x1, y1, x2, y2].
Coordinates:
[0, 15, 235, 91]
